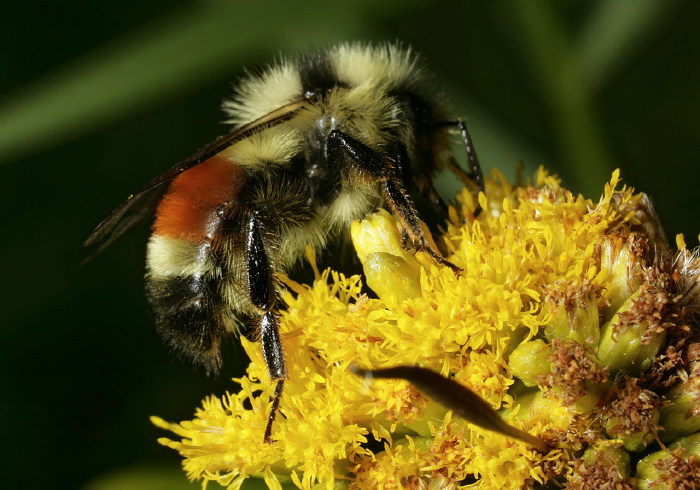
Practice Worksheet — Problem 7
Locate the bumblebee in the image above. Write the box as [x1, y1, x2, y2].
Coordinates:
[85, 43, 484, 442]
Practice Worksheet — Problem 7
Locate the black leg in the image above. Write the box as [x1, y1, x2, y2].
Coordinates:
[246, 211, 287, 443]
[327, 130, 387, 177]
[329, 129, 461, 273]
[456, 118, 485, 198]
[436, 118, 485, 217]
[382, 178, 460, 273]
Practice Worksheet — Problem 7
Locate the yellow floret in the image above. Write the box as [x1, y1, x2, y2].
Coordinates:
[154, 168, 700, 489]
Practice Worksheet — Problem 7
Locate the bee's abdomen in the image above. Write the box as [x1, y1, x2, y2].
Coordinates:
[146, 154, 248, 374]
[146, 272, 225, 375]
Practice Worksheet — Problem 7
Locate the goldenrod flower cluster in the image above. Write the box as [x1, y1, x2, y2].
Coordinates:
[153, 169, 700, 489]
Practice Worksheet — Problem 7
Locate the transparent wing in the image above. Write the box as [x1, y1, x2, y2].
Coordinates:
[83, 100, 308, 253]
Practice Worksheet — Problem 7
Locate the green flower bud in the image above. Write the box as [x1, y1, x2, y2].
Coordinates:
[604, 408, 659, 452]
[602, 378, 663, 452]
[582, 445, 631, 476]
[599, 236, 644, 323]
[568, 444, 631, 486]
[658, 374, 700, 443]
[673, 431, 700, 456]
[544, 292, 600, 347]
[634, 451, 666, 490]
[597, 287, 667, 376]
[635, 432, 700, 489]
[508, 339, 552, 387]
[569, 382, 608, 414]
[544, 339, 610, 409]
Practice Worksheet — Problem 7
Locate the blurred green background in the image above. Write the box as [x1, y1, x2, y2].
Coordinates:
[1, 1, 698, 489]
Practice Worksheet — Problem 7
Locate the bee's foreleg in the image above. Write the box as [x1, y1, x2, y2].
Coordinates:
[329, 129, 460, 273]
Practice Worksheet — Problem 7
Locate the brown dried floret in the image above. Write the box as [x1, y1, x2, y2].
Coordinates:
[669, 348, 700, 415]
[612, 280, 675, 345]
[688, 343, 700, 374]
[566, 457, 634, 490]
[533, 415, 602, 484]
[651, 447, 700, 490]
[642, 344, 686, 391]
[602, 377, 665, 437]
[541, 280, 593, 314]
[625, 232, 651, 264]
[612, 192, 669, 261]
[542, 339, 609, 406]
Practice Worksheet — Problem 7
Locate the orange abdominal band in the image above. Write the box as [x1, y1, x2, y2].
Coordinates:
[153, 155, 246, 241]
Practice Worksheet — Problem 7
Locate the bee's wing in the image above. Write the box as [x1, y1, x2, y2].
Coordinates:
[83, 100, 308, 254]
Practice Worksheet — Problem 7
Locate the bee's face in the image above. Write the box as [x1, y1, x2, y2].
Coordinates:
[86, 42, 485, 442]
